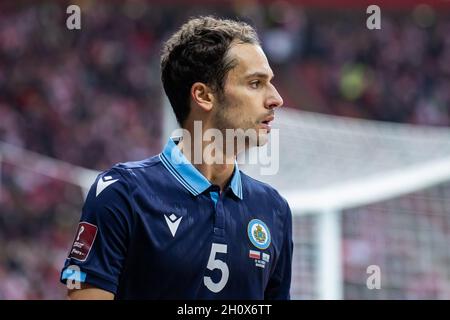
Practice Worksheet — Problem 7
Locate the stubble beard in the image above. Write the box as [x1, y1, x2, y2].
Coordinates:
[214, 98, 268, 153]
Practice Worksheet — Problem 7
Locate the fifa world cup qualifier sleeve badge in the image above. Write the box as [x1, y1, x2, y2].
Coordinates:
[69, 222, 98, 261]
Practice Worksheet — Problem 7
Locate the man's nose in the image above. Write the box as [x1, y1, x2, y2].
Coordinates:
[266, 84, 284, 110]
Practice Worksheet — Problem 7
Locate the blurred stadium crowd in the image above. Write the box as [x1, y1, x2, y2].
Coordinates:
[0, 1, 449, 299]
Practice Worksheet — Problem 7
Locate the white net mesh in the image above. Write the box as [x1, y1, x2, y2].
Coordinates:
[242, 108, 450, 193]
[342, 182, 450, 299]
[241, 108, 450, 299]
[291, 214, 319, 299]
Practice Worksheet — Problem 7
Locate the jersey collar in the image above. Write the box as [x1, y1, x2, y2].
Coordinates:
[159, 137, 243, 199]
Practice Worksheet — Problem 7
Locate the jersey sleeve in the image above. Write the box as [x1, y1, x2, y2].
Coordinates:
[60, 168, 133, 295]
[264, 198, 293, 300]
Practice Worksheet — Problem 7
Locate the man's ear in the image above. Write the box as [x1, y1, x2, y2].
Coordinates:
[191, 82, 214, 112]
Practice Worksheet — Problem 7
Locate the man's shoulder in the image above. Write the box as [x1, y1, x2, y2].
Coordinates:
[84, 155, 165, 209]
[112, 154, 161, 172]
[103, 154, 163, 181]
[240, 171, 288, 207]
[91, 155, 163, 194]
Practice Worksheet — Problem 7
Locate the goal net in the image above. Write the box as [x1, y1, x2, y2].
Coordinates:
[242, 108, 450, 299]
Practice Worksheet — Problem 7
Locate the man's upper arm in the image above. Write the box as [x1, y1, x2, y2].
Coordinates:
[60, 169, 133, 296]
[68, 283, 114, 300]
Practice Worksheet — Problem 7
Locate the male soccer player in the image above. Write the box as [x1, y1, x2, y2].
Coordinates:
[61, 16, 293, 300]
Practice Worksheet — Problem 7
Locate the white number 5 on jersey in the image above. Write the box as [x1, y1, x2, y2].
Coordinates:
[204, 243, 229, 293]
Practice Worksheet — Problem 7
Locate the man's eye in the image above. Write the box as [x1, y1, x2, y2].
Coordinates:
[250, 81, 260, 89]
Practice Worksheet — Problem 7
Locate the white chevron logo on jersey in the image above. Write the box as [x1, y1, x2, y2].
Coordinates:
[96, 175, 118, 197]
[164, 214, 183, 237]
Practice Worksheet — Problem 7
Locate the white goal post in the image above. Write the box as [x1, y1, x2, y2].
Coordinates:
[0, 142, 98, 198]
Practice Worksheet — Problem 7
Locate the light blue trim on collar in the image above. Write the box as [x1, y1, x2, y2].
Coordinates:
[159, 137, 243, 199]
[229, 162, 243, 200]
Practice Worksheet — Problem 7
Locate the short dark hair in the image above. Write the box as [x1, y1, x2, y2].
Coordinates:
[161, 16, 260, 127]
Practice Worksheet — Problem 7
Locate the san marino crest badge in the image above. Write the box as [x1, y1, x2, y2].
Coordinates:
[247, 219, 271, 250]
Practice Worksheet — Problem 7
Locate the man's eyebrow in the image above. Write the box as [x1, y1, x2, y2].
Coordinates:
[244, 72, 274, 80]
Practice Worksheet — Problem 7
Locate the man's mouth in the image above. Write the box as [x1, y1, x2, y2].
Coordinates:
[261, 115, 274, 125]
[260, 115, 274, 131]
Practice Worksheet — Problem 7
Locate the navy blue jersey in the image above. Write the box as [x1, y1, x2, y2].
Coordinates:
[61, 137, 293, 299]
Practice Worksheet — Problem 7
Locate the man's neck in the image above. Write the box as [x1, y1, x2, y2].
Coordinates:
[196, 162, 235, 192]
[177, 133, 236, 192]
